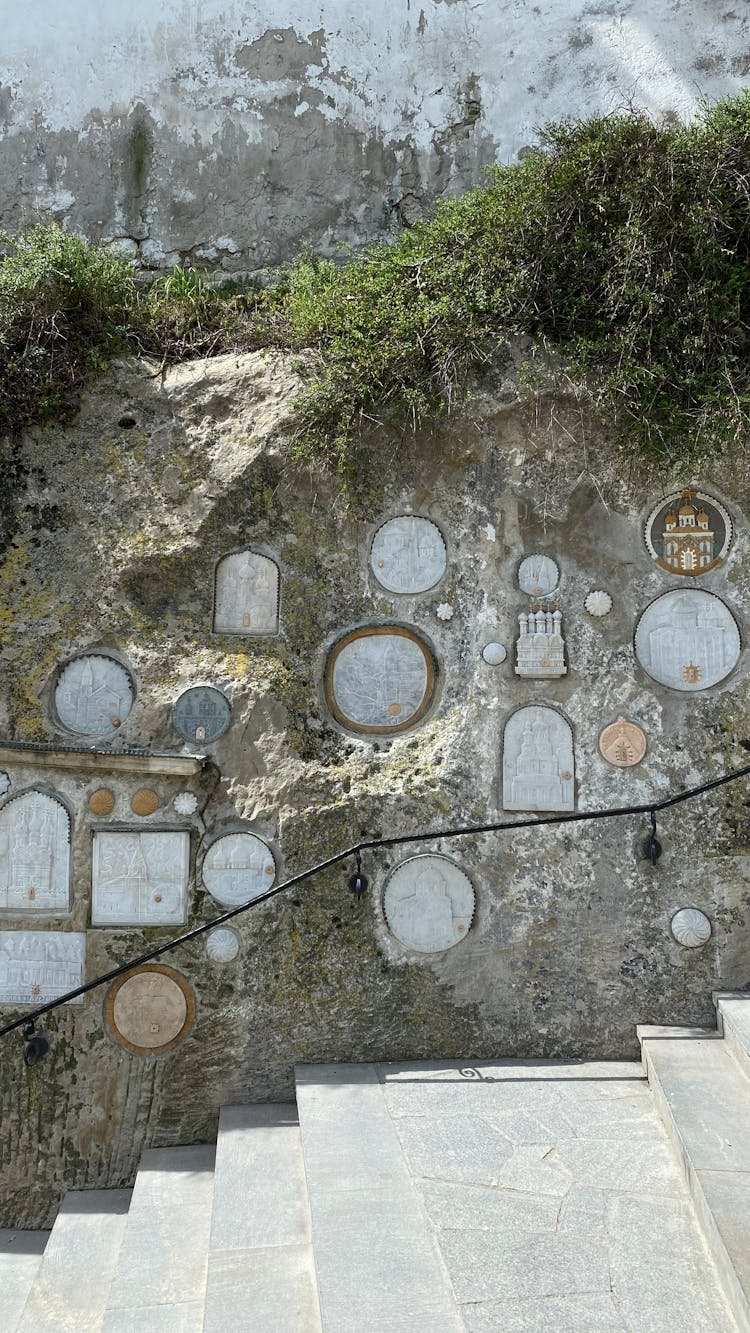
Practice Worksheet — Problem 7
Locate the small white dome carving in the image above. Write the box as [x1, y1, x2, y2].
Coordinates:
[205, 927, 240, 962]
[584, 590, 613, 617]
[436, 603, 454, 621]
[174, 791, 198, 816]
[482, 642, 507, 665]
[671, 908, 712, 948]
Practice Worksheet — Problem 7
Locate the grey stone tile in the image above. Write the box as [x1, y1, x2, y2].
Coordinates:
[0, 1229, 49, 1332]
[439, 1227, 611, 1304]
[462, 1292, 626, 1331]
[697, 1168, 750, 1308]
[483, 1105, 579, 1143]
[554, 1137, 684, 1195]
[203, 1243, 321, 1333]
[18, 1189, 131, 1333]
[557, 1186, 607, 1236]
[210, 1104, 310, 1251]
[418, 1178, 560, 1233]
[393, 1114, 513, 1185]
[643, 1034, 750, 1171]
[494, 1145, 572, 1197]
[103, 1302, 203, 1332]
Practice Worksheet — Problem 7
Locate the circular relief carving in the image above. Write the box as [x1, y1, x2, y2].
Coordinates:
[173, 686, 231, 744]
[88, 787, 116, 816]
[174, 791, 198, 816]
[383, 854, 475, 953]
[325, 627, 436, 735]
[202, 832, 277, 909]
[671, 907, 712, 948]
[482, 642, 507, 665]
[106, 964, 195, 1055]
[645, 489, 732, 577]
[598, 717, 647, 767]
[54, 654, 134, 737]
[517, 555, 559, 598]
[370, 516, 447, 594]
[205, 926, 241, 962]
[131, 788, 160, 817]
[584, 590, 613, 617]
[634, 590, 741, 692]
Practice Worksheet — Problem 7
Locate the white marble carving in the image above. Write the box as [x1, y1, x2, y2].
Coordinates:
[91, 831, 190, 926]
[213, 551, 279, 635]
[518, 555, 559, 597]
[383, 854, 475, 953]
[174, 791, 198, 816]
[436, 603, 454, 621]
[0, 790, 71, 913]
[671, 907, 712, 948]
[0, 773, 10, 797]
[503, 706, 575, 811]
[634, 590, 741, 692]
[328, 630, 433, 732]
[0, 930, 85, 1005]
[370, 516, 447, 594]
[202, 832, 276, 909]
[515, 604, 567, 678]
[482, 642, 507, 665]
[205, 926, 241, 962]
[584, 590, 612, 617]
[55, 654, 134, 736]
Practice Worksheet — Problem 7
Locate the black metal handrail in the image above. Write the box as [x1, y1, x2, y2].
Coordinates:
[2, 760, 749, 1043]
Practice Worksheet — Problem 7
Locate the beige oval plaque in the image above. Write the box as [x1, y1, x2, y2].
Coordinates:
[131, 787, 160, 817]
[106, 965, 195, 1055]
[599, 716, 647, 768]
[88, 787, 115, 816]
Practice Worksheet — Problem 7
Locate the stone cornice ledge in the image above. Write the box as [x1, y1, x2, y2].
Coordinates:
[0, 740, 205, 777]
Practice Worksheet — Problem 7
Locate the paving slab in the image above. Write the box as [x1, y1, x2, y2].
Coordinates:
[17, 1189, 130, 1333]
[715, 993, 750, 1083]
[462, 1292, 626, 1332]
[0, 1229, 49, 1332]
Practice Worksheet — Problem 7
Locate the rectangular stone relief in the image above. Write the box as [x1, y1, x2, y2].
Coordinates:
[91, 830, 190, 927]
[0, 930, 85, 1005]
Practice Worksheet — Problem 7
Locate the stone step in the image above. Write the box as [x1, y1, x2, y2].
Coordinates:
[639, 1024, 750, 1332]
[715, 992, 750, 1083]
[102, 1145, 215, 1333]
[0, 1229, 49, 1332]
[203, 1103, 320, 1333]
[295, 1063, 463, 1333]
[16, 1189, 131, 1333]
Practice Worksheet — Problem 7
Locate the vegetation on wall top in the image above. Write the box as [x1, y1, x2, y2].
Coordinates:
[1, 93, 750, 474]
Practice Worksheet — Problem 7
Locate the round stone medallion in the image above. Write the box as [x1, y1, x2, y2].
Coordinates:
[205, 927, 241, 962]
[383, 854, 475, 953]
[173, 686, 231, 744]
[584, 590, 613, 617]
[131, 787, 160, 817]
[634, 590, 741, 692]
[88, 787, 116, 816]
[55, 654, 135, 737]
[370, 516, 447, 594]
[482, 642, 507, 665]
[645, 489, 732, 577]
[202, 832, 277, 908]
[325, 627, 436, 735]
[174, 791, 198, 816]
[106, 965, 195, 1055]
[598, 717, 647, 768]
[671, 908, 712, 949]
[517, 555, 559, 598]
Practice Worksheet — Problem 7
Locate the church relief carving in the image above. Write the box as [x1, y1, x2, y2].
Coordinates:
[326, 627, 436, 734]
[91, 830, 190, 926]
[644, 489, 732, 576]
[54, 654, 134, 736]
[0, 790, 71, 913]
[383, 854, 475, 953]
[515, 602, 567, 678]
[634, 590, 741, 692]
[213, 551, 280, 635]
[503, 706, 575, 811]
[0, 931, 85, 1006]
[370, 516, 447, 594]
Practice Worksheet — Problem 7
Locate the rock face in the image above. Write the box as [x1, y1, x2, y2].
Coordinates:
[0, 2, 748, 270]
[1, 351, 750, 1226]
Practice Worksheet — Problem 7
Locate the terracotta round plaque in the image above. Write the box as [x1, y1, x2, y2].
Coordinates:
[106, 965, 195, 1055]
[88, 787, 116, 815]
[131, 787, 160, 816]
[598, 717, 647, 768]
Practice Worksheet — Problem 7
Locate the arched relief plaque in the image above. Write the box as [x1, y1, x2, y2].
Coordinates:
[503, 705, 574, 812]
[370, 516, 447, 594]
[173, 686, 231, 744]
[106, 964, 195, 1055]
[0, 790, 71, 913]
[54, 654, 134, 737]
[202, 832, 276, 909]
[383, 854, 475, 953]
[213, 551, 280, 635]
[645, 489, 732, 577]
[325, 627, 436, 735]
[634, 590, 741, 692]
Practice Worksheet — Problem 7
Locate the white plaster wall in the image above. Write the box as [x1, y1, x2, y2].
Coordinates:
[0, 1, 748, 266]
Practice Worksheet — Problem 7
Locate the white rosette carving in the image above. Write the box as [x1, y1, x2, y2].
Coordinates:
[671, 908, 712, 948]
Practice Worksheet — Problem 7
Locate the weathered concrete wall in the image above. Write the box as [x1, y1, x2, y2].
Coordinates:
[1, 352, 750, 1226]
[1, 1, 748, 269]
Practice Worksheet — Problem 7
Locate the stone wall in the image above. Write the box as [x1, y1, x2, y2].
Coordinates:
[1, 2, 749, 270]
[1, 352, 750, 1225]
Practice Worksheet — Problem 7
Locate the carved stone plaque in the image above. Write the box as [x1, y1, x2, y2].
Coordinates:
[106, 964, 195, 1054]
[214, 551, 280, 635]
[599, 717, 647, 768]
[634, 590, 741, 692]
[54, 654, 134, 736]
[0, 790, 71, 913]
[383, 854, 475, 953]
[202, 832, 276, 909]
[370, 516, 447, 594]
[518, 555, 559, 597]
[0, 931, 85, 1006]
[515, 603, 567, 678]
[91, 830, 190, 926]
[503, 705, 574, 811]
[173, 686, 231, 743]
[645, 489, 732, 577]
[326, 627, 436, 734]
[671, 908, 712, 948]
[89, 788, 115, 816]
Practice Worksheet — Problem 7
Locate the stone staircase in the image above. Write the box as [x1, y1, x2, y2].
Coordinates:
[3, 994, 750, 1332]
